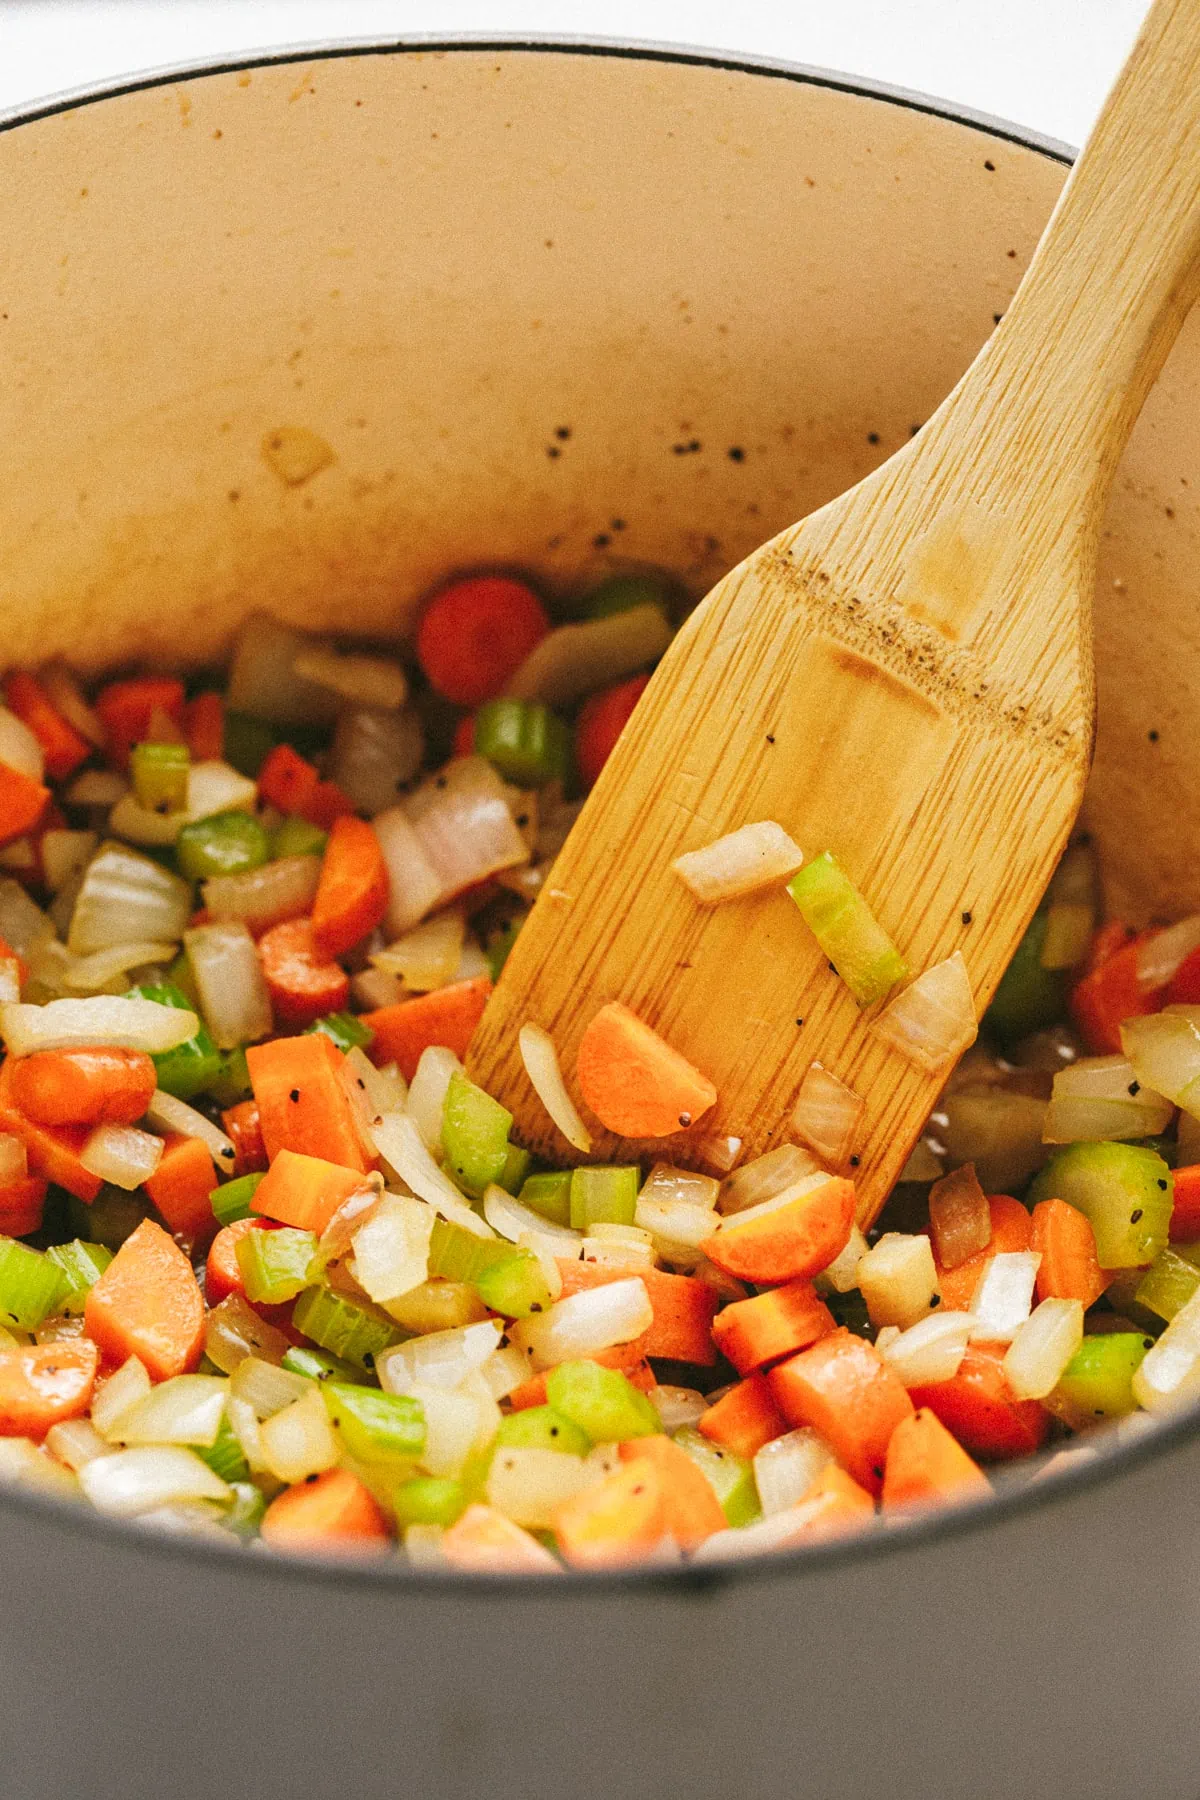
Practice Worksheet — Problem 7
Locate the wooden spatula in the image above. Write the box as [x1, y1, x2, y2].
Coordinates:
[469, 0, 1200, 1224]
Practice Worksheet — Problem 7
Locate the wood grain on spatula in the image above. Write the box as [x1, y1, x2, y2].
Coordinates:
[469, 0, 1200, 1224]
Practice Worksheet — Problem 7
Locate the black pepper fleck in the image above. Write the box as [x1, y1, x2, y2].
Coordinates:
[289, 1088, 300, 1103]
[593, 534, 610, 548]
[1128, 1081, 1140, 1096]
[555, 426, 571, 440]
[766, 734, 775, 745]
[795, 1018, 804, 1027]
[984, 159, 995, 171]
[849, 1155, 860, 1168]
[220, 1146, 235, 1159]
[546, 445, 561, 459]
[1158, 1179, 1169, 1190]
[961, 911, 973, 925]
[867, 431, 880, 445]
[727, 446, 745, 462]
[435, 775, 447, 789]
[828, 961, 838, 974]
[1149, 729, 1160, 743]
[678, 1112, 692, 1128]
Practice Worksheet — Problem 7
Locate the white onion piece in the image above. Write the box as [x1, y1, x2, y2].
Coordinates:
[108, 792, 186, 847]
[377, 1320, 503, 1395]
[791, 1061, 864, 1167]
[634, 1195, 717, 1253]
[650, 1386, 709, 1433]
[0, 1437, 78, 1497]
[92, 1355, 152, 1441]
[202, 856, 320, 935]
[370, 1111, 495, 1237]
[872, 952, 977, 1072]
[111, 1375, 229, 1448]
[1133, 1288, 1200, 1412]
[143, 1091, 236, 1170]
[46, 1418, 114, 1471]
[1003, 1297, 1084, 1400]
[41, 830, 97, 896]
[639, 1163, 719, 1210]
[405, 1045, 460, 1152]
[0, 706, 45, 782]
[229, 1355, 311, 1420]
[404, 1381, 498, 1479]
[928, 1163, 991, 1269]
[753, 1428, 834, 1516]
[41, 664, 107, 747]
[482, 1183, 583, 1251]
[505, 604, 672, 706]
[899, 1139, 945, 1183]
[815, 1224, 869, 1295]
[0, 881, 52, 962]
[68, 841, 192, 956]
[345, 1047, 406, 1119]
[581, 1234, 657, 1269]
[65, 769, 128, 809]
[186, 759, 258, 820]
[204, 1294, 289, 1374]
[1122, 1009, 1200, 1116]
[404, 1523, 446, 1566]
[856, 1232, 939, 1330]
[372, 804, 446, 936]
[63, 941, 180, 994]
[518, 1021, 591, 1153]
[877, 1311, 975, 1386]
[349, 1193, 434, 1305]
[184, 920, 272, 1049]
[0, 1136, 26, 1182]
[717, 1144, 825, 1216]
[329, 706, 425, 815]
[260, 1385, 340, 1485]
[508, 1277, 653, 1371]
[226, 612, 339, 726]
[0, 961, 19, 1006]
[292, 647, 409, 711]
[694, 1133, 743, 1174]
[969, 1251, 1042, 1342]
[404, 757, 528, 903]
[710, 1174, 833, 1238]
[479, 1344, 532, 1402]
[80, 1123, 164, 1190]
[672, 821, 804, 904]
[372, 911, 465, 990]
[1138, 915, 1200, 992]
[226, 1393, 267, 1473]
[0, 994, 200, 1057]
[78, 1446, 231, 1516]
[1044, 1054, 1174, 1143]
[486, 1445, 595, 1529]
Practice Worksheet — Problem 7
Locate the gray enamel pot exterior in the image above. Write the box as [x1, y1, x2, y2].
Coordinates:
[0, 38, 1198, 1800]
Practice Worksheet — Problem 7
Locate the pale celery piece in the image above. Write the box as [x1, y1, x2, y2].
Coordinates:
[291, 1285, 403, 1372]
[1136, 1245, 1200, 1324]
[786, 851, 907, 1006]
[0, 1237, 66, 1331]
[1027, 1142, 1173, 1268]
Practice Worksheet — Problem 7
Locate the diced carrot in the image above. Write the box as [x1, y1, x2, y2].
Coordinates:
[0, 1056, 102, 1201]
[711, 1278, 835, 1374]
[143, 1133, 219, 1241]
[698, 1373, 788, 1459]
[0, 1340, 98, 1437]
[1166, 945, 1200, 1006]
[8, 1047, 157, 1128]
[311, 815, 389, 960]
[261, 1467, 391, 1555]
[0, 936, 28, 987]
[3, 671, 91, 782]
[794, 1464, 876, 1538]
[575, 675, 651, 791]
[882, 1406, 991, 1510]
[452, 714, 476, 758]
[184, 691, 225, 762]
[258, 744, 319, 814]
[93, 676, 186, 770]
[0, 1176, 47, 1237]
[1082, 919, 1138, 978]
[617, 1433, 725, 1547]
[1031, 1197, 1111, 1307]
[575, 1002, 717, 1139]
[302, 780, 356, 831]
[363, 976, 493, 1083]
[555, 1259, 719, 1363]
[416, 576, 551, 707]
[553, 1455, 668, 1568]
[441, 1502, 560, 1573]
[205, 1216, 283, 1306]
[701, 1175, 856, 1285]
[84, 1218, 205, 1381]
[1069, 932, 1162, 1055]
[221, 1099, 268, 1176]
[505, 1341, 654, 1411]
[251, 1147, 371, 1235]
[1170, 1163, 1200, 1242]
[907, 1341, 1050, 1461]
[768, 1327, 915, 1496]
[931, 1194, 1033, 1311]
[246, 1033, 368, 1173]
[259, 917, 350, 1027]
[0, 764, 49, 849]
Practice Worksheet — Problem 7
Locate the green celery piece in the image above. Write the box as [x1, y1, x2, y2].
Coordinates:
[1027, 1142, 1173, 1268]
[458, 1442, 495, 1505]
[984, 909, 1068, 1045]
[209, 1172, 264, 1229]
[497, 1144, 533, 1197]
[569, 1165, 639, 1231]
[673, 1426, 760, 1527]
[786, 852, 908, 1007]
[281, 1344, 364, 1385]
[129, 981, 221, 1101]
[223, 712, 278, 780]
[473, 698, 571, 788]
[271, 815, 328, 860]
[305, 1011, 375, 1055]
[428, 1218, 510, 1286]
[473, 1247, 554, 1319]
[195, 1413, 251, 1485]
[130, 741, 190, 813]
[441, 1070, 513, 1197]
[236, 1227, 318, 1305]
[44, 1240, 112, 1316]
[1047, 1332, 1152, 1429]
[206, 1047, 253, 1108]
[291, 1284, 403, 1372]
[223, 1481, 267, 1537]
[176, 810, 270, 882]
[393, 1475, 466, 1529]
[322, 1382, 425, 1463]
[519, 1170, 572, 1227]
[485, 919, 523, 983]
[544, 1361, 659, 1443]
[582, 573, 671, 620]
[165, 951, 201, 1011]
[0, 1237, 67, 1331]
[67, 1187, 146, 1251]
[495, 1404, 591, 1457]
[1136, 1248, 1200, 1322]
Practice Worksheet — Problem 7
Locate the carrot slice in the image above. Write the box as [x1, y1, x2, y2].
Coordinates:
[3, 671, 91, 782]
[185, 691, 225, 762]
[221, 1098, 268, 1176]
[93, 676, 186, 771]
[0, 1176, 47, 1237]
[0, 1340, 98, 1437]
[0, 764, 49, 849]
[257, 744, 318, 814]
[1170, 1163, 1200, 1243]
[1069, 932, 1162, 1055]
[261, 1467, 391, 1555]
[259, 917, 350, 1027]
[205, 1216, 283, 1306]
[907, 1341, 1050, 1461]
[246, 1033, 368, 1173]
[143, 1133, 219, 1241]
[795, 1464, 876, 1538]
[575, 675, 651, 791]
[931, 1194, 1033, 1311]
[251, 1147, 371, 1235]
[441, 1502, 561, 1573]
[505, 1342, 655, 1411]
[363, 976, 493, 1083]
[8, 1047, 157, 1128]
[84, 1218, 205, 1381]
[698, 1373, 788, 1460]
[575, 1002, 717, 1139]
[554, 1258, 719, 1363]
[1166, 945, 1200, 1006]
[882, 1406, 991, 1510]
[617, 1433, 725, 1547]
[311, 816, 389, 961]
[768, 1327, 914, 1496]
[1031, 1197, 1111, 1308]
[553, 1456, 668, 1568]
[0, 1057, 102, 1201]
[700, 1175, 856, 1285]
[303, 781, 356, 831]
[416, 576, 550, 707]
[711, 1278, 835, 1374]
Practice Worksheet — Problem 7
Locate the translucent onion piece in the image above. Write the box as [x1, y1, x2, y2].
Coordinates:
[108, 792, 185, 847]
[372, 911, 465, 991]
[229, 1355, 310, 1420]
[0, 994, 200, 1059]
[226, 612, 339, 726]
[634, 1195, 718, 1253]
[753, 1428, 834, 1516]
[345, 1047, 406, 1120]
[92, 1355, 152, 1440]
[292, 648, 409, 711]
[505, 604, 672, 706]
[791, 1060, 864, 1168]
[0, 1437, 78, 1498]
[41, 830, 97, 896]
[227, 1393, 267, 1472]
[588, 1222, 655, 1248]
[877, 1311, 975, 1386]
[1043, 1054, 1174, 1143]
[518, 1021, 592, 1153]
[1138, 915, 1200, 992]
[969, 1251, 1042, 1342]
[376, 1320, 503, 1395]
[186, 760, 259, 821]
[1039, 902, 1095, 972]
[486, 1445, 595, 1529]
[0, 882, 53, 963]
[478, 1344, 533, 1402]
[856, 1232, 939, 1330]
[350, 1193, 435, 1304]
[184, 920, 272, 1049]
[1132, 1288, 1200, 1412]
[898, 1139, 944, 1183]
[370, 1110, 494, 1236]
[372, 804, 446, 936]
[693, 1134, 743, 1174]
[650, 1386, 709, 1433]
[405, 757, 529, 904]
[718, 1144, 825, 1216]
[112, 1375, 229, 1448]
[515, 1233, 567, 1299]
[710, 1174, 833, 1239]
[0, 706, 45, 782]
[46, 1418, 115, 1471]
[928, 1163, 991, 1269]
[78, 1446, 231, 1516]
[80, 1123, 164, 1190]
[352, 964, 403, 1011]
[144, 1091, 236, 1170]
[204, 1293, 290, 1374]
[329, 706, 425, 815]
[872, 951, 977, 1073]
[0, 1135, 26, 1182]
[202, 856, 320, 935]
[316, 1176, 385, 1265]
[508, 1277, 653, 1371]
[260, 1386, 340, 1485]
[64, 769, 128, 809]
[405, 1381, 498, 1479]
[694, 1498, 864, 1562]
[63, 941, 180, 994]
[482, 1183, 583, 1251]
[1003, 1297, 1084, 1400]
[69, 841, 192, 957]
[405, 1523, 446, 1566]
[1121, 1008, 1200, 1115]
[672, 821, 805, 904]
[638, 1163, 719, 1210]
[815, 1224, 869, 1295]
[41, 664, 107, 747]
[581, 1234, 656, 1269]
[938, 1090, 1049, 1197]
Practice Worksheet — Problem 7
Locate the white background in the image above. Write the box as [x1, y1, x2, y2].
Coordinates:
[1, 0, 1154, 148]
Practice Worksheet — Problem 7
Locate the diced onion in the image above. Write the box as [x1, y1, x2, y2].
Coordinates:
[316, 1176, 384, 1264]
[969, 1251, 1041, 1342]
[350, 1193, 434, 1304]
[229, 1355, 311, 1420]
[928, 1163, 991, 1269]
[41, 663, 107, 747]
[372, 805, 446, 936]
[0, 994, 200, 1056]
[0, 706, 44, 783]
[202, 856, 321, 935]
[406, 1046, 462, 1152]
[204, 1294, 290, 1374]
[405, 1380, 499, 1479]
[672, 821, 805, 905]
[791, 1060, 864, 1168]
[1043, 1054, 1174, 1143]
[292, 648, 409, 711]
[377, 1320, 503, 1396]
[518, 1021, 592, 1153]
[634, 1194, 717, 1254]
[80, 1123, 164, 1190]
[1003, 1297, 1084, 1400]
[856, 1232, 938, 1329]
[184, 920, 272, 1049]
[815, 1224, 869, 1295]
[108, 791, 185, 847]
[41, 830, 97, 897]
[0, 1438, 78, 1498]
[718, 1144, 825, 1216]
[939, 1090, 1049, 1196]
[0, 881, 53, 962]
[1132, 1288, 1200, 1412]
[650, 1386, 709, 1433]
[693, 1134, 743, 1174]
[345, 1047, 406, 1120]
[226, 1393, 267, 1472]
[1122, 1009, 1200, 1117]
[111, 1375, 229, 1448]
[260, 1385, 340, 1485]
[329, 706, 425, 815]
[485, 1445, 595, 1529]
[92, 1355, 152, 1440]
[63, 941, 180, 994]
[877, 1311, 975, 1386]
[404, 758, 529, 905]
[370, 1111, 495, 1237]
[871, 952, 978, 1072]
[899, 1139, 944, 1183]
[226, 613, 339, 726]
[710, 1173, 833, 1238]
[372, 911, 465, 990]
[64, 769, 128, 809]
[753, 1428, 833, 1516]
[186, 759, 258, 820]
[46, 1418, 114, 1471]
[78, 1446, 231, 1516]
[479, 1344, 533, 1402]
[69, 841, 192, 956]
[144, 1091, 237, 1169]
[638, 1163, 719, 1210]
[1138, 915, 1200, 992]
[505, 604, 673, 706]
[581, 1233, 656, 1269]
[508, 1277, 653, 1371]
[483, 1183, 583, 1251]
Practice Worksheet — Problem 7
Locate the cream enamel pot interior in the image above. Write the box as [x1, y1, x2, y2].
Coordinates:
[1, 40, 1199, 1800]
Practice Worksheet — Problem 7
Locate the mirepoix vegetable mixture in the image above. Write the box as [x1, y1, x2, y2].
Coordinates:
[0, 568, 1194, 1573]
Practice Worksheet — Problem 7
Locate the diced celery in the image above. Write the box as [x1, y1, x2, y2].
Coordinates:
[130, 981, 221, 1101]
[441, 1071, 513, 1197]
[1027, 1142, 1173, 1268]
[673, 1426, 760, 1527]
[236, 1227, 318, 1305]
[473, 1247, 554, 1319]
[495, 1404, 591, 1457]
[165, 951, 201, 1011]
[195, 1413, 251, 1485]
[44, 1240, 112, 1315]
[485, 919, 522, 983]
[0, 1237, 67, 1331]
[322, 1382, 425, 1463]
[568, 1165, 639, 1231]
[427, 1219, 507, 1286]
[582, 573, 672, 620]
[291, 1284, 403, 1372]
[1047, 1332, 1151, 1428]
[206, 1046, 253, 1108]
[786, 851, 908, 1007]
[130, 742, 190, 814]
[305, 1011, 375, 1055]
[281, 1345, 364, 1385]
[176, 810, 270, 882]
[984, 909, 1068, 1045]
[519, 1170, 572, 1227]
[270, 815, 328, 860]
[497, 1144, 533, 1197]
[544, 1361, 658, 1443]
[223, 712, 278, 780]
[210, 1172, 265, 1229]
[392, 1475, 466, 1529]
[473, 698, 571, 788]
[223, 1480, 267, 1536]
[1136, 1247, 1200, 1323]
[66, 1187, 145, 1251]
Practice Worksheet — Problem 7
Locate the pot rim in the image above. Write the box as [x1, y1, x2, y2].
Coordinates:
[2, 31, 1169, 1599]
